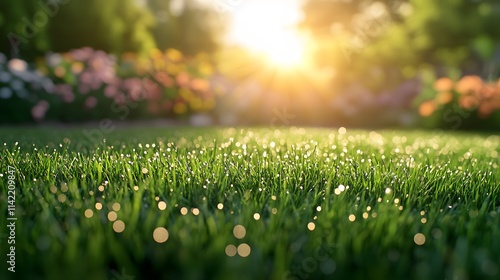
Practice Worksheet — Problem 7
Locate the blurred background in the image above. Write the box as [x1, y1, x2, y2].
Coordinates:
[0, 0, 499, 130]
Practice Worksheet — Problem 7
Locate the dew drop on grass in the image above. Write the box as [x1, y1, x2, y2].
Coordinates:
[74, 201, 82, 209]
[95, 202, 102, 210]
[253, 213, 260, 220]
[237, 243, 251, 257]
[414, 233, 426, 245]
[153, 227, 169, 243]
[158, 201, 167, 210]
[192, 208, 200, 216]
[307, 222, 316, 231]
[57, 194, 66, 203]
[112, 202, 121, 212]
[113, 220, 125, 233]
[348, 215, 356, 222]
[233, 225, 246, 239]
[431, 229, 442, 239]
[108, 211, 118, 222]
[180, 207, 188, 215]
[225, 245, 237, 257]
[84, 209, 93, 218]
[217, 203, 224, 210]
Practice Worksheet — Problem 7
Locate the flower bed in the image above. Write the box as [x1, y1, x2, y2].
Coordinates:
[0, 48, 218, 123]
[418, 75, 500, 130]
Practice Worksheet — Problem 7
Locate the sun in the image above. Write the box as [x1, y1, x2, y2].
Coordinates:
[259, 30, 305, 67]
[227, 0, 307, 67]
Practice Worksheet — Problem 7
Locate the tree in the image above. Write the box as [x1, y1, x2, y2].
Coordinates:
[47, 0, 155, 55]
[301, 0, 500, 74]
[0, 0, 52, 59]
[146, 0, 223, 55]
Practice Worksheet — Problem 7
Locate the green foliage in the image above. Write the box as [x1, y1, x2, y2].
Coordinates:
[0, 0, 223, 59]
[0, 0, 51, 59]
[48, 0, 155, 55]
[302, 0, 500, 78]
[147, 0, 223, 55]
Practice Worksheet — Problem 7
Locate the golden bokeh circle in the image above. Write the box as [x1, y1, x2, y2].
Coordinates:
[233, 225, 246, 239]
[153, 227, 169, 243]
[113, 220, 125, 233]
[237, 243, 251, 257]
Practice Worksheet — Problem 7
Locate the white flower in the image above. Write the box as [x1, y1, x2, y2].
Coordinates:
[0, 71, 11, 83]
[10, 79, 24, 91]
[46, 53, 62, 67]
[0, 87, 13, 99]
[8, 58, 27, 72]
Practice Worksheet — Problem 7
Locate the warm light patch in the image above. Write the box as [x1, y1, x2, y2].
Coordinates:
[228, 0, 307, 67]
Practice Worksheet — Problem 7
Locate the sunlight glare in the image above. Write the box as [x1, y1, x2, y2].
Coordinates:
[228, 0, 306, 67]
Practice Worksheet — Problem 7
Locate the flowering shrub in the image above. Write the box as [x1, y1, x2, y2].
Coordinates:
[2, 47, 499, 129]
[0, 54, 55, 123]
[0, 47, 218, 123]
[418, 75, 500, 130]
[330, 79, 421, 126]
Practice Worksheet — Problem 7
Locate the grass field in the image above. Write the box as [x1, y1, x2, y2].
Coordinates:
[1, 126, 499, 280]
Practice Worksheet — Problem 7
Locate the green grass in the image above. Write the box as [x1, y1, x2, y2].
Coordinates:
[1, 126, 499, 280]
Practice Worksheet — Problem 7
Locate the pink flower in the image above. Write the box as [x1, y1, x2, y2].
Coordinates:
[70, 47, 93, 61]
[176, 72, 190, 87]
[54, 84, 72, 95]
[31, 100, 50, 121]
[62, 92, 75, 103]
[104, 85, 118, 98]
[78, 84, 90, 94]
[84, 96, 98, 109]
[80, 71, 92, 84]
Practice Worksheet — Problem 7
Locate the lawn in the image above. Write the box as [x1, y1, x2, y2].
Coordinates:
[1, 126, 499, 280]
